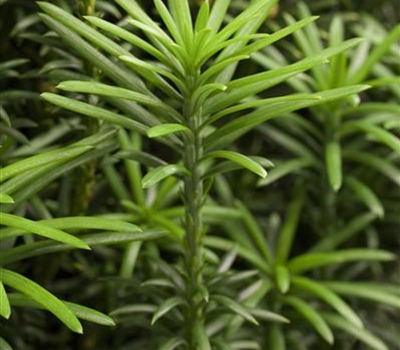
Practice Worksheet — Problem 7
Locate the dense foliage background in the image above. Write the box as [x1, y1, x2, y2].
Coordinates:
[0, 0, 399, 349]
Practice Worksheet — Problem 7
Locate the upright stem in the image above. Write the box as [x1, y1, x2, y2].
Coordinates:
[182, 91, 205, 349]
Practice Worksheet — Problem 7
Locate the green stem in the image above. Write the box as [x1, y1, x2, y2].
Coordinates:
[182, 94, 205, 349]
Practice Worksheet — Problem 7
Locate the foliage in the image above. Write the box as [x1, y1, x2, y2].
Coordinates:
[0, 0, 399, 349]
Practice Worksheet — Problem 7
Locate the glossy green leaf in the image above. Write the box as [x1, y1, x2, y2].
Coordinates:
[118, 130, 145, 205]
[202, 157, 271, 179]
[0, 337, 12, 350]
[168, 0, 193, 47]
[110, 304, 157, 317]
[0, 231, 166, 265]
[328, 16, 346, 88]
[205, 38, 364, 115]
[0, 145, 92, 183]
[311, 212, 376, 252]
[285, 296, 333, 344]
[0, 213, 90, 250]
[0, 58, 29, 71]
[0, 281, 11, 319]
[207, 0, 230, 33]
[217, 246, 237, 273]
[154, 0, 183, 46]
[3, 215, 141, 241]
[205, 86, 369, 151]
[212, 0, 277, 65]
[37, 14, 147, 94]
[207, 93, 321, 126]
[1, 141, 115, 206]
[38, 2, 129, 58]
[342, 102, 398, 118]
[258, 157, 315, 187]
[283, 10, 327, 90]
[235, 200, 272, 263]
[38, 59, 80, 75]
[213, 295, 259, 325]
[292, 276, 363, 328]
[193, 28, 214, 66]
[57, 80, 170, 111]
[200, 55, 250, 84]
[323, 313, 389, 350]
[0, 125, 30, 145]
[288, 249, 395, 274]
[202, 151, 267, 178]
[116, 150, 167, 168]
[194, 0, 210, 32]
[141, 278, 175, 289]
[250, 309, 290, 324]
[275, 265, 290, 294]
[345, 176, 384, 218]
[148, 215, 184, 239]
[0, 193, 14, 204]
[103, 162, 131, 202]
[365, 76, 400, 88]
[120, 241, 142, 278]
[325, 140, 342, 192]
[158, 337, 186, 350]
[0, 269, 83, 333]
[349, 23, 400, 84]
[116, 0, 165, 35]
[297, 3, 324, 53]
[346, 35, 370, 79]
[323, 282, 400, 310]
[205, 236, 271, 274]
[197, 33, 265, 68]
[41, 93, 147, 133]
[151, 297, 185, 325]
[258, 123, 315, 157]
[142, 164, 190, 189]
[119, 53, 183, 98]
[10, 124, 114, 158]
[147, 123, 189, 138]
[344, 151, 400, 186]
[210, 3, 266, 47]
[276, 187, 305, 263]
[64, 302, 115, 326]
[343, 121, 400, 155]
[0, 91, 37, 101]
[84, 15, 171, 67]
[202, 205, 243, 222]
[119, 55, 184, 92]
[126, 18, 174, 49]
[191, 83, 227, 113]
[237, 16, 318, 59]
[8, 293, 115, 326]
